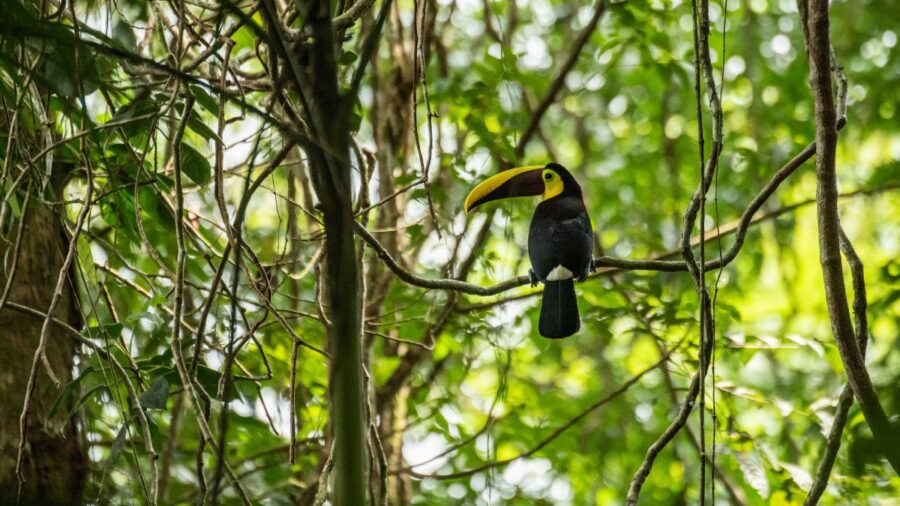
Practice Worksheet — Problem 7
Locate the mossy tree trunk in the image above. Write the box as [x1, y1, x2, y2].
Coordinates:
[290, 0, 367, 503]
[0, 200, 87, 504]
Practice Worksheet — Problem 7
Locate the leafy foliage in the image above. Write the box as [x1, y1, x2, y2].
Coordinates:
[0, 0, 898, 504]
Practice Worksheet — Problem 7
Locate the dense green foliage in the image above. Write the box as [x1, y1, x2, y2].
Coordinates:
[0, 0, 897, 503]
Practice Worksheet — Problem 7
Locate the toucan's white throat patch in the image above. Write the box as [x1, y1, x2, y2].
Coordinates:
[546, 265, 574, 281]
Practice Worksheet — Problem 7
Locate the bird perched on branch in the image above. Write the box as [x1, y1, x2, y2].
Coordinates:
[464, 163, 593, 338]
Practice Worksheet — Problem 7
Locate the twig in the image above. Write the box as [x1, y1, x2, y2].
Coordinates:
[412, 0, 441, 238]
[347, 0, 394, 99]
[803, 228, 869, 504]
[168, 95, 252, 504]
[289, 337, 302, 465]
[1, 20, 308, 143]
[0, 191, 31, 315]
[314, 442, 336, 506]
[515, 0, 609, 157]
[399, 345, 679, 479]
[157, 391, 184, 502]
[210, 35, 250, 498]
[333, 0, 378, 31]
[688, 1, 711, 498]
[628, 0, 724, 500]
[355, 124, 847, 300]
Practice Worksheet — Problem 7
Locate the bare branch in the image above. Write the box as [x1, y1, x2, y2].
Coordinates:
[398, 343, 679, 479]
[798, 0, 900, 474]
[804, 228, 870, 504]
[356, 123, 847, 299]
[167, 95, 252, 504]
[515, 0, 609, 158]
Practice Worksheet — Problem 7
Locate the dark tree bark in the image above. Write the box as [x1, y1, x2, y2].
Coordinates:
[0, 201, 87, 504]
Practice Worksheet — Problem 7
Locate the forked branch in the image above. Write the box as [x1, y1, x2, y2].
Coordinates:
[798, 0, 900, 474]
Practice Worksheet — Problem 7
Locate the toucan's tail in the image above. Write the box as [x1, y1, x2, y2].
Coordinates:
[539, 278, 580, 338]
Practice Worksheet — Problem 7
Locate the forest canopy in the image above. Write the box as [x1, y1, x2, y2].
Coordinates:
[0, 0, 898, 504]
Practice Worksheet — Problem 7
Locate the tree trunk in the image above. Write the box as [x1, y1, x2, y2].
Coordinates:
[290, 0, 367, 503]
[0, 201, 87, 504]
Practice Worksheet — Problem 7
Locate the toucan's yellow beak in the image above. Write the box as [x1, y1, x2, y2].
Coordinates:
[464, 166, 545, 214]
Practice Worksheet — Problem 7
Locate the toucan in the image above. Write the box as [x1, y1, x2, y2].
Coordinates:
[464, 163, 593, 339]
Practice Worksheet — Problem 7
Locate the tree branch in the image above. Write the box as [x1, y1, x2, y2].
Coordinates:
[397, 343, 678, 479]
[798, 0, 900, 474]
[629, 0, 725, 500]
[296, 0, 368, 503]
[347, 0, 393, 99]
[804, 228, 870, 504]
[515, 0, 609, 158]
[167, 96, 252, 504]
[355, 118, 846, 299]
[459, 180, 887, 313]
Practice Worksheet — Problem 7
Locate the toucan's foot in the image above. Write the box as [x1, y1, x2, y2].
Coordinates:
[528, 269, 540, 288]
[576, 258, 597, 282]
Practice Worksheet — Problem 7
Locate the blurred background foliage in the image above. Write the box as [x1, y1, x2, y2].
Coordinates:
[0, 0, 898, 504]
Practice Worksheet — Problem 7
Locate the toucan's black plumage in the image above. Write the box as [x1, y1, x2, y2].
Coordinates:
[527, 165, 593, 337]
[465, 163, 593, 338]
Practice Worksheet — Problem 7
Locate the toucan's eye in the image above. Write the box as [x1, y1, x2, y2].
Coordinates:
[544, 172, 553, 181]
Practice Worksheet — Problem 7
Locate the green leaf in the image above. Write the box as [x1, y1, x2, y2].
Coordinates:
[138, 187, 174, 231]
[110, 92, 159, 144]
[735, 450, 770, 498]
[138, 376, 169, 410]
[867, 159, 900, 187]
[77, 235, 99, 288]
[180, 143, 211, 186]
[190, 86, 220, 115]
[188, 112, 221, 143]
[48, 366, 95, 419]
[433, 410, 449, 432]
[339, 50, 358, 65]
[112, 21, 137, 51]
[67, 384, 109, 421]
[1, 175, 20, 218]
[83, 322, 123, 340]
[41, 42, 103, 98]
[104, 419, 131, 472]
[196, 365, 241, 402]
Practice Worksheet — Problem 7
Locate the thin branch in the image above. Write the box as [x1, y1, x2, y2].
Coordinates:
[398, 343, 679, 479]
[515, 0, 608, 157]
[355, 123, 847, 299]
[803, 51, 858, 504]
[168, 95, 252, 504]
[0, 191, 31, 315]
[804, 228, 870, 504]
[334, 0, 378, 31]
[347, 0, 394, 99]
[0, 18, 308, 142]
[412, 0, 441, 237]
[629, 0, 724, 500]
[355, 221, 527, 295]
